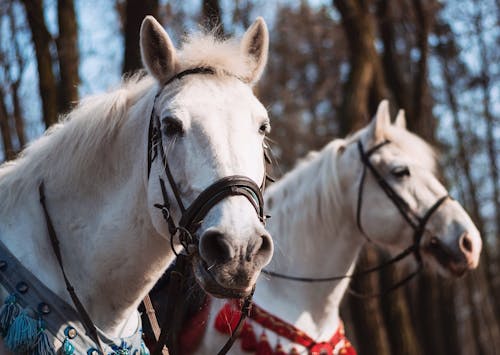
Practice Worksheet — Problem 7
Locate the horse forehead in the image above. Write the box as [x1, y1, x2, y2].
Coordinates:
[175, 77, 245, 102]
[175, 77, 265, 117]
[377, 144, 426, 169]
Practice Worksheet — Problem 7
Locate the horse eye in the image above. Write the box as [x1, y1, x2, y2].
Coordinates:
[259, 122, 270, 135]
[162, 117, 184, 136]
[391, 166, 411, 178]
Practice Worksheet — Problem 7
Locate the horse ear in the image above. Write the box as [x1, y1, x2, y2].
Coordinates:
[140, 16, 178, 83]
[241, 17, 269, 84]
[371, 100, 391, 141]
[394, 109, 407, 129]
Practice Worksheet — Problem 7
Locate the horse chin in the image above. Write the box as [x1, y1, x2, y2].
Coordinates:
[191, 257, 253, 299]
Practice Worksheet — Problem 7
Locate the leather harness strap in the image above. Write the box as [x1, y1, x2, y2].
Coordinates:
[145, 67, 268, 355]
[143, 294, 168, 355]
[39, 182, 105, 353]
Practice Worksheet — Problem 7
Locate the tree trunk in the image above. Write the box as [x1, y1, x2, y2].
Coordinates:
[411, 0, 435, 143]
[0, 93, 14, 161]
[334, 0, 390, 135]
[346, 247, 391, 355]
[56, 0, 79, 113]
[202, 0, 224, 37]
[379, 263, 421, 355]
[465, 269, 500, 355]
[8, 4, 26, 149]
[413, 274, 459, 355]
[21, 0, 59, 128]
[11, 85, 26, 149]
[437, 280, 461, 355]
[122, 0, 159, 74]
[445, 71, 485, 235]
[472, 3, 500, 307]
[376, 0, 410, 113]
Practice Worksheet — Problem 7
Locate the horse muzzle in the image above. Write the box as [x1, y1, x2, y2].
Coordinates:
[423, 231, 481, 277]
[191, 256, 254, 298]
[192, 226, 273, 298]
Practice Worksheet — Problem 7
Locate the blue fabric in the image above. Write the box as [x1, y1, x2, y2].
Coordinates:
[0, 240, 149, 355]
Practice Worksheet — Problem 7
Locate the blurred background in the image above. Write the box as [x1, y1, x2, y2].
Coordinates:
[0, 0, 498, 353]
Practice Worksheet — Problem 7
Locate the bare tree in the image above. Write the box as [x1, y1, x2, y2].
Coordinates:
[0, 90, 14, 160]
[122, 0, 159, 74]
[202, 0, 224, 36]
[471, 0, 500, 256]
[6, 3, 26, 149]
[334, 0, 390, 135]
[21, 0, 58, 128]
[56, 0, 79, 112]
[410, 0, 435, 142]
[346, 248, 391, 355]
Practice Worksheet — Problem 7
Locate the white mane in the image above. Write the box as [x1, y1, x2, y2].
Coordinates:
[266, 124, 438, 257]
[0, 31, 255, 211]
[178, 32, 258, 81]
[266, 140, 346, 255]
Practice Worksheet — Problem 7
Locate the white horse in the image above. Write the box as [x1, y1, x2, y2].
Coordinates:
[198, 101, 482, 354]
[0, 16, 274, 354]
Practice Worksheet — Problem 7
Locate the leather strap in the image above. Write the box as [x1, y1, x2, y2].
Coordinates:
[39, 182, 104, 353]
[216, 288, 254, 355]
[143, 294, 169, 355]
[143, 295, 160, 338]
[179, 176, 264, 230]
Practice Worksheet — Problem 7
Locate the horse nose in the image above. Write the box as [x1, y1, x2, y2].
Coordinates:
[199, 230, 235, 264]
[459, 232, 475, 263]
[246, 230, 273, 267]
[199, 228, 273, 267]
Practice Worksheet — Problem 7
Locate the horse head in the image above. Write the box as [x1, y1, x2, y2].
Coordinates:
[341, 100, 481, 277]
[141, 17, 273, 298]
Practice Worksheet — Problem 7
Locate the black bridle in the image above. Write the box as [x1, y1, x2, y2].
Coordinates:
[146, 67, 270, 355]
[147, 67, 267, 255]
[262, 140, 448, 297]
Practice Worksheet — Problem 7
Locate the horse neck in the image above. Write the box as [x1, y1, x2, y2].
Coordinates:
[254, 141, 364, 338]
[0, 85, 174, 338]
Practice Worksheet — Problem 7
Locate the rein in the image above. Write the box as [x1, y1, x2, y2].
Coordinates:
[145, 67, 269, 355]
[39, 182, 105, 354]
[262, 140, 448, 297]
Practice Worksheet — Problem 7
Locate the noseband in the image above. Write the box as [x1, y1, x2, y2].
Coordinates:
[262, 139, 448, 296]
[146, 67, 267, 255]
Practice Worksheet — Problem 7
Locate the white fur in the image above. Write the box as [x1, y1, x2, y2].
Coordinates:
[198, 101, 482, 354]
[0, 17, 271, 353]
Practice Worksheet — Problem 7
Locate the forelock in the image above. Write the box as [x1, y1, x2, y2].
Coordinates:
[176, 32, 256, 81]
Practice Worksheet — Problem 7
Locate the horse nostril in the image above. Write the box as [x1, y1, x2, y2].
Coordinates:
[459, 233, 473, 254]
[259, 234, 272, 254]
[252, 233, 273, 265]
[199, 230, 235, 265]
